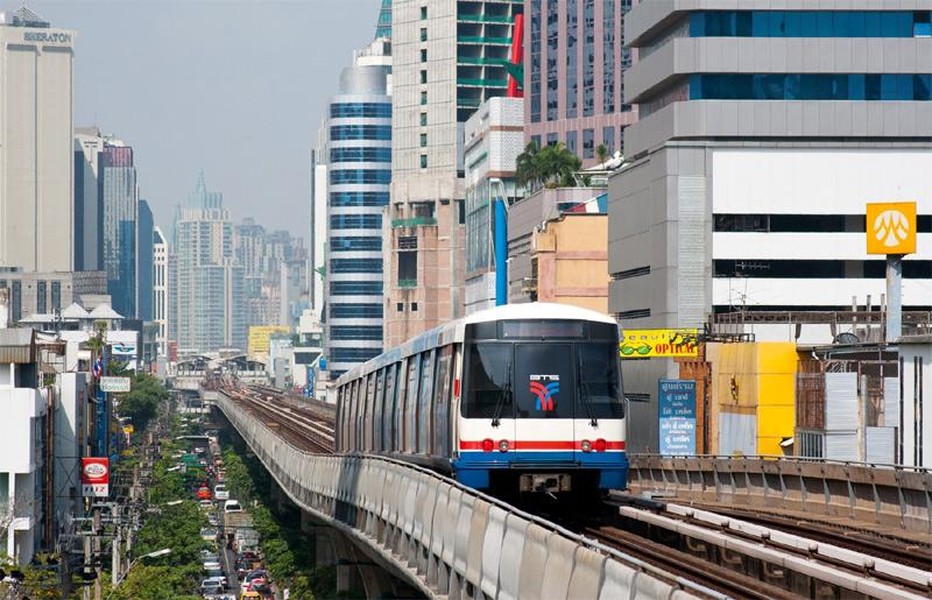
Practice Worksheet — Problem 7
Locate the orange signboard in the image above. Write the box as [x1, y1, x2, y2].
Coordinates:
[866, 202, 916, 255]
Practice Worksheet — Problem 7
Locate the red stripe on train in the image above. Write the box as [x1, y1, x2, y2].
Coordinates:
[459, 440, 626, 451]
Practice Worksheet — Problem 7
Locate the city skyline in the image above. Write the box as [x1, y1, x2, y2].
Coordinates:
[21, 0, 382, 237]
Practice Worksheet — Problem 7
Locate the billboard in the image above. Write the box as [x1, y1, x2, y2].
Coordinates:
[658, 380, 697, 455]
[866, 201, 916, 255]
[81, 457, 109, 497]
[100, 376, 131, 393]
[248, 325, 291, 355]
[620, 329, 699, 359]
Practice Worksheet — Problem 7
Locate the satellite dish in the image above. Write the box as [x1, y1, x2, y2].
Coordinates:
[833, 332, 861, 345]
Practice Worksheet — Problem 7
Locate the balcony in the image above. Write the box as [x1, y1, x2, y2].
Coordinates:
[397, 279, 418, 289]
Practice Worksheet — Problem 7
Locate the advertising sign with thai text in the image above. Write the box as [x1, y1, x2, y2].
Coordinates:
[81, 457, 109, 497]
[620, 329, 699, 359]
[100, 376, 131, 393]
[659, 380, 697, 455]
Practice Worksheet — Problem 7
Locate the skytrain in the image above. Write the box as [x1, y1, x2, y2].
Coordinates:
[334, 303, 628, 498]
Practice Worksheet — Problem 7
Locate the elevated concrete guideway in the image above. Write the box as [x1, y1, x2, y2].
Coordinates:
[213, 390, 714, 600]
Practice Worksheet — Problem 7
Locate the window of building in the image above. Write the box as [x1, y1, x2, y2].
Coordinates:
[50, 281, 61, 311]
[330, 147, 392, 163]
[420, 6, 427, 19]
[566, 130, 578, 155]
[420, 69, 427, 84]
[330, 214, 382, 229]
[329, 169, 392, 185]
[688, 10, 929, 39]
[331, 304, 383, 319]
[36, 281, 47, 314]
[530, 0, 542, 122]
[546, 132, 558, 146]
[330, 103, 392, 119]
[603, 0, 616, 114]
[420, 154, 428, 168]
[397, 302, 404, 312]
[420, 90, 428, 105]
[330, 326, 384, 340]
[566, 0, 578, 119]
[582, 0, 595, 116]
[330, 236, 383, 252]
[582, 128, 594, 158]
[420, 27, 428, 42]
[10, 281, 21, 322]
[411, 201, 435, 218]
[411, 302, 419, 312]
[530, 135, 541, 149]
[330, 192, 390, 207]
[420, 133, 428, 147]
[546, 0, 559, 121]
[420, 112, 427, 126]
[330, 124, 392, 141]
[420, 49, 428, 62]
[331, 258, 384, 274]
[398, 252, 417, 286]
[689, 73, 932, 101]
[331, 280, 384, 296]
[602, 126, 615, 154]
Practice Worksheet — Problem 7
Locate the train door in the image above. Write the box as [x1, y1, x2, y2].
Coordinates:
[513, 343, 577, 462]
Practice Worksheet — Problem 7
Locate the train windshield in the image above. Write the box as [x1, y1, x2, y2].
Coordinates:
[462, 341, 624, 419]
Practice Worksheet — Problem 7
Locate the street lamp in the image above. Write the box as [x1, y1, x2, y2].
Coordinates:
[106, 548, 171, 597]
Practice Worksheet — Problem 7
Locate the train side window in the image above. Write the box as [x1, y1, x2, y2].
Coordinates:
[396, 358, 409, 451]
[405, 356, 420, 453]
[335, 388, 343, 451]
[433, 345, 453, 456]
[417, 351, 434, 454]
[374, 368, 386, 451]
[365, 373, 376, 451]
[382, 365, 396, 452]
[350, 380, 360, 450]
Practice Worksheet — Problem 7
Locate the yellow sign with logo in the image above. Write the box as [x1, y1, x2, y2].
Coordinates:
[866, 202, 916, 255]
[247, 325, 291, 355]
[620, 329, 699, 359]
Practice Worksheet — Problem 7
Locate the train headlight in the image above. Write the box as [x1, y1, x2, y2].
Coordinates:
[594, 438, 607, 452]
[580, 440, 592, 452]
[498, 439, 510, 452]
[481, 438, 494, 453]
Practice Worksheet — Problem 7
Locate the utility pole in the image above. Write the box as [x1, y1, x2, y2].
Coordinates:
[111, 505, 121, 587]
[93, 510, 102, 600]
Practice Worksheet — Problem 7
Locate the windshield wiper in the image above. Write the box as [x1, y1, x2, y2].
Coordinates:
[577, 353, 598, 427]
[491, 365, 512, 427]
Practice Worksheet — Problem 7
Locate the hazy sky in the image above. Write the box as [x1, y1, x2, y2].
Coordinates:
[22, 0, 382, 239]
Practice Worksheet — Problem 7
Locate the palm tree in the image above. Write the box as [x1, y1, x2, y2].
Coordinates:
[515, 142, 542, 193]
[596, 143, 609, 165]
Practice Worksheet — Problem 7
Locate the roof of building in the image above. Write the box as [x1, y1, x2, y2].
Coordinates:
[0, 329, 36, 363]
[61, 303, 90, 319]
[88, 304, 123, 320]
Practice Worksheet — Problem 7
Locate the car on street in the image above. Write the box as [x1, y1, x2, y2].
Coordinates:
[199, 549, 220, 563]
[199, 528, 219, 542]
[207, 512, 220, 527]
[223, 499, 242, 513]
[197, 486, 212, 500]
[213, 484, 230, 501]
[198, 499, 214, 511]
[199, 579, 224, 595]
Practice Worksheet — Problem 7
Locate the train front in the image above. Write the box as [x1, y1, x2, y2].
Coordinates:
[452, 312, 628, 499]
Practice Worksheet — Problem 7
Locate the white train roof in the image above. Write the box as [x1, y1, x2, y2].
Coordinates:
[464, 302, 617, 325]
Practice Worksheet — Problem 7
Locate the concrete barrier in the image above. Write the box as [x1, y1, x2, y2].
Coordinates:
[215, 391, 710, 600]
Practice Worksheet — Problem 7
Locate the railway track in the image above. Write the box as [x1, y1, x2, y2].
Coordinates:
[223, 386, 334, 453]
[606, 497, 932, 599]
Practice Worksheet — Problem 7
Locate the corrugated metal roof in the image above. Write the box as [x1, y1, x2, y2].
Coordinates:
[0, 329, 36, 364]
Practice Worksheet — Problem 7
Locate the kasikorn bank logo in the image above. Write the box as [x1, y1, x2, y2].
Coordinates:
[873, 209, 911, 248]
[529, 375, 560, 412]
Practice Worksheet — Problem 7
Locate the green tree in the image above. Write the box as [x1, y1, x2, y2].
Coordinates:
[596, 143, 609, 164]
[515, 141, 583, 194]
[117, 374, 169, 432]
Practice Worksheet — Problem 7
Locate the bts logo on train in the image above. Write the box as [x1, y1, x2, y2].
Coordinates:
[529, 374, 560, 412]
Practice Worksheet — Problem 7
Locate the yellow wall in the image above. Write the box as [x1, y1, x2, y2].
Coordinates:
[532, 214, 609, 313]
[247, 326, 290, 355]
[706, 342, 797, 456]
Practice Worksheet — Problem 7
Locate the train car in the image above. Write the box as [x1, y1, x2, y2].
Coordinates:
[334, 303, 627, 498]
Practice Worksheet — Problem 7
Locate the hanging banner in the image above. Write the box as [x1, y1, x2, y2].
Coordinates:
[620, 329, 699, 358]
[658, 380, 697, 455]
[81, 457, 110, 497]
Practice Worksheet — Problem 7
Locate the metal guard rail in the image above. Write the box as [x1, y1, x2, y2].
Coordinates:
[628, 454, 932, 533]
[215, 392, 720, 600]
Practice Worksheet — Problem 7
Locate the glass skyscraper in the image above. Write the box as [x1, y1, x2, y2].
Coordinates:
[324, 38, 392, 378]
[100, 143, 137, 317]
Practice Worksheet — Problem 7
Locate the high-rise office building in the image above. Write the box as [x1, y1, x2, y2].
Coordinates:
[153, 226, 168, 357]
[100, 142, 137, 317]
[309, 146, 327, 318]
[385, 0, 521, 347]
[74, 127, 104, 272]
[0, 8, 74, 272]
[322, 37, 392, 378]
[137, 200, 154, 321]
[376, 0, 393, 38]
[171, 174, 245, 353]
[611, 2, 932, 451]
[524, 0, 636, 163]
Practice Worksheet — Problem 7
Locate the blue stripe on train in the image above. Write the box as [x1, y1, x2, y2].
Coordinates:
[452, 451, 628, 490]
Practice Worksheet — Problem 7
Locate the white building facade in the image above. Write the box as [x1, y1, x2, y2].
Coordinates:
[0, 8, 75, 273]
[153, 226, 168, 357]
